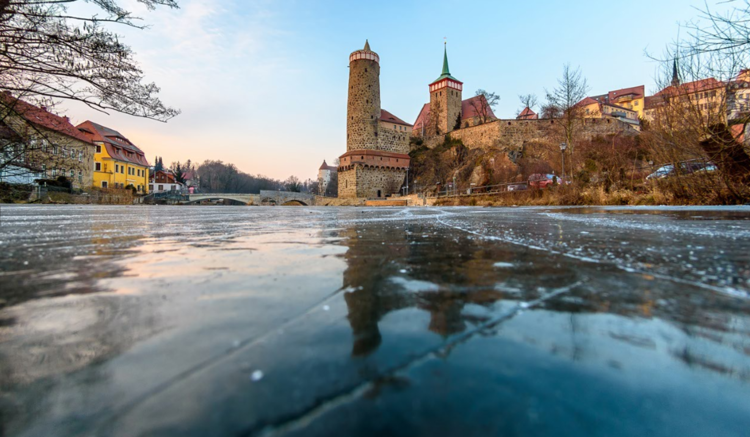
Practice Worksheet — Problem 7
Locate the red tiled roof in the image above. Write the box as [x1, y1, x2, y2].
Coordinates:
[609, 85, 645, 102]
[76, 120, 150, 167]
[462, 95, 497, 120]
[0, 93, 93, 144]
[318, 160, 337, 171]
[576, 97, 600, 107]
[655, 77, 725, 97]
[413, 103, 431, 132]
[150, 169, 177, 184]
[412, 96, 498, 129]
[517, 107, 538, 120]
[380, 109, 412, 126]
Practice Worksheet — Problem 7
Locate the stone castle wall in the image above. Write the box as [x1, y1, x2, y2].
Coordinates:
[422, 117, 638, 152]
[338, 168, 358, 198]
[338, 165, 406, 198]
[347, 57, 381, 152]
[377, 122, 410, 154]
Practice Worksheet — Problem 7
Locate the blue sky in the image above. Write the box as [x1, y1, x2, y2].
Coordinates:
[64, 0, 730, 180]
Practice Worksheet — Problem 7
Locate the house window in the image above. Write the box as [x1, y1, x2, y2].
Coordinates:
[78, 151, 83, 162]
[149, 184, 153, 191]
[121, 166, 125, 174]
[69, 169, 74, 178]
[95, 162, 101, 171]
[102, 181, 108, 188]
[78, 170, 82, 182]
[158, 185, 164, 191]
[96, 145, 101, 153]
[115, 164, 119, 173]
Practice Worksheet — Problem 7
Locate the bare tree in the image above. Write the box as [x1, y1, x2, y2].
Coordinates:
[685, 1, 749, 56]
[427, 98, 443, 136]
[1, 0, 180, 178]
[545, 64, 589, 156]
[284, 175, 302, 192]
[469, 89, 500, 125]
[518, 94, 539, 114]
[642, 35, 750, 203]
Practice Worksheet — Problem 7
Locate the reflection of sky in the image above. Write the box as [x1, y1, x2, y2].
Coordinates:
[60, 0, 720, 180]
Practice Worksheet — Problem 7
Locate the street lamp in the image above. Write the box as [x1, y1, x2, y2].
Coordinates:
[559, 142, 568, 182]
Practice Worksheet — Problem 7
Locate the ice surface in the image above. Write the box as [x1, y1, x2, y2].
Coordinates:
[1, 205, 749, 437]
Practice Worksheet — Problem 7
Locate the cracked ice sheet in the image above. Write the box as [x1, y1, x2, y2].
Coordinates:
[0, 205, 749, 437]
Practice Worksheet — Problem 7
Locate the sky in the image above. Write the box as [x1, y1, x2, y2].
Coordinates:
[62, 0, 732, 181]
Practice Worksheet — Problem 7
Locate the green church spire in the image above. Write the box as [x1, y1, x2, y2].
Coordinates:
[442, 43, 450, 76]
[433, 42, 459, 83]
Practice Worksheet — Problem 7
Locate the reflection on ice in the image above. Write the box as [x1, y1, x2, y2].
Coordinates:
[0, 205, 749, 437]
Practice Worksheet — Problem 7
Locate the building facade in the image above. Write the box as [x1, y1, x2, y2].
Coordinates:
[0, 95, 95, 188]
[149, 169, 184, 193]
[77, 121, 150, 193]
[338, 41, 411, 199]
[317, 160, 338, 196]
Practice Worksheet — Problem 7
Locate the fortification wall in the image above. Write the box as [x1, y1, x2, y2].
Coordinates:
[377, 122, 410, 154]
[338, 168, 358, 198]
[354, 166, 407, 198]
[422, 118, 638, 151]
[337, 165, 406, 198]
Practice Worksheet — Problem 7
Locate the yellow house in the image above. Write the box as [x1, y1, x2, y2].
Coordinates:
[76, 121, 150, 193]
[590, 85, 646, 119]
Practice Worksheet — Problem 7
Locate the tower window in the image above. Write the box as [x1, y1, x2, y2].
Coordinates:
[365, 68, 368, 72]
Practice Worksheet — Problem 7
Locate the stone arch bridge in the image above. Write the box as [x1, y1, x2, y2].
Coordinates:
[186, 190, 316, 206]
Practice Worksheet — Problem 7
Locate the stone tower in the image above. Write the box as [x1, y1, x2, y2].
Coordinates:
[347, 39, 381, 152]
[428, 44, 463, 135]
[338, 41, 410, 199]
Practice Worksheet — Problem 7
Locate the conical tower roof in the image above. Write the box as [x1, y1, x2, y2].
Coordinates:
[364, 39, 371, 51]
[432, 43, 460, 83]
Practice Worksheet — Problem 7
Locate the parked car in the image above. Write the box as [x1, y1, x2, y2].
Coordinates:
[646, 160, 716, 180]
[528, 174, 566, 189]
[507, 183, 528, 192]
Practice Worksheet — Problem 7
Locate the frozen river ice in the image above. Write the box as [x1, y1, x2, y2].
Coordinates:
[1, 204, 750, 436]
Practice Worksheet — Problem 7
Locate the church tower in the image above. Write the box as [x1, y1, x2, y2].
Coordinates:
[428, 43, 463, 135]
[338, 41, 410, 199]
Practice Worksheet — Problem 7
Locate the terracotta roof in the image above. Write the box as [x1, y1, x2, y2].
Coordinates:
[609, 85, 645, 102]
[380, 109, 412, 126]
[150, 169, 177, 184]
[462, 95, 497, 120]
[0, 93, 93, 144]
[412, 96, 498, 128]
[517, 107, 538, 120]
[413, 103, 431, 131]
[576, 97, 600, 107]
[655, 77, 725, 97]
[76, 120, 150, 167]
[318, 160, 337, 171]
